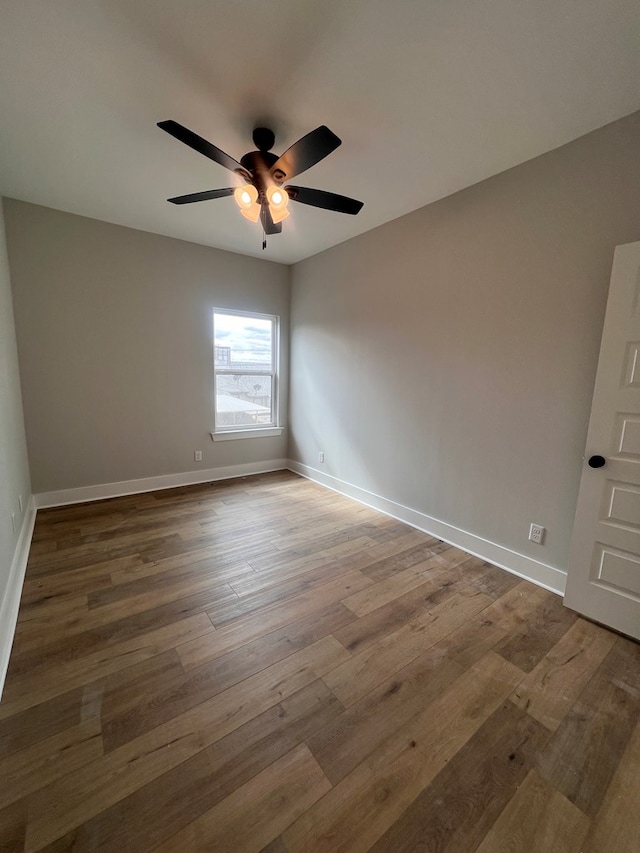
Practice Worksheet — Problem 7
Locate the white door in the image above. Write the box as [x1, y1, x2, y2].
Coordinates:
[564, 241, 640, 641]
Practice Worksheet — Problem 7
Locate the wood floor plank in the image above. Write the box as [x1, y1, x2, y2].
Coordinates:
[11, 569, 231, 656]
[474, 769, 590, 853]
[317, 531, 437, 578]
[0, 717, 102, 811]
[269, 516, 374, 551]
[235, 551, 345, 591]
[24, 636, 350, 851]
[358, 539, 442, 582]
[308, 645, 465, 784]
[102, 600, 354, 751]
[177, 571, 373, 671]
[97, 649, 184, 724]
[182, 527, 373, 574]
[510, 618, 618, 731]
[47, 519, 205, 556]
[39, 680, 342, 853]
[583, 715, 640, 852]
[14, 556, 144, 629]
[434, 581, 551, 671]
[325, 588, 493, 707]
[283, 653, 524, 853]
[84, 566, 237, 618]
[23, 532, 182, 578]
[496, 590, 578, 672]
[14, 595, 89, 637]
[331, 569, 469, 657]
[0, 688, 85, 762]
[230, 529, 423, 598]
[341, 563, 441, 617]
[109, 550, 253, 586]
[7, 590, 219, 679]
[0, 613, 213, 719]
[468, 562, 523, 600]
[0, 799, 28, 853]
[368, 700, 551, 853]
[258, 838, 289, 853]
[86, 559, 238, 610]
[153, 744, 331, 853]
[211, 552, 373, 626]
[537, 636, 640, 817]
[127, 531, 270, 569]
[20, 565, 114, 607]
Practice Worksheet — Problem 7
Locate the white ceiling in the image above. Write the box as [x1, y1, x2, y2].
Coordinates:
[1, 1, 639, 265]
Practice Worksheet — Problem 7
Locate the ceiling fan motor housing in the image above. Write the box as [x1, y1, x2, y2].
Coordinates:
[240, 149, 281, 199]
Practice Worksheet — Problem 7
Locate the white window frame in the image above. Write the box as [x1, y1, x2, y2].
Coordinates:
[212, 308, 282, 440]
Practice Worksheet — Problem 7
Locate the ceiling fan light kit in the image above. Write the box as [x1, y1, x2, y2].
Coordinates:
[240, 205, 262, 223]
[234, 185, 258, 209]
[265, 186, 290, 224]
[234, 185, 261, 222]
[269, 206, 290, 225]
[266, 185, 288, 211]
[157, 119, 363, 247]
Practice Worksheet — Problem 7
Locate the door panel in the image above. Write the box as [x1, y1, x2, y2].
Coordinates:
[614, 414, 640, 459]
[564, 241, 640, 640]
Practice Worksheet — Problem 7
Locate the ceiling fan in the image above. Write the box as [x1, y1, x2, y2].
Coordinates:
[157, 120, 364, 238]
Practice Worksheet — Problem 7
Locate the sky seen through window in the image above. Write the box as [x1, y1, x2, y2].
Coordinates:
[214, 313, 272, 365]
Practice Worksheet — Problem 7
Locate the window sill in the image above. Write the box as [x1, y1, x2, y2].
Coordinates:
[210, 427, 284, 442]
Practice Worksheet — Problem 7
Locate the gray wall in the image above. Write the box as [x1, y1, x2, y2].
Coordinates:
[289, 110, 640, 573]
[0, 201, 31, 579]
[4, 201, 290, 493]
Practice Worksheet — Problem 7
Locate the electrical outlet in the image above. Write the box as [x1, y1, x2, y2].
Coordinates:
[194, 450, 203, 462]
[529, 523, 545, 545]
[319, 452, 325, 464]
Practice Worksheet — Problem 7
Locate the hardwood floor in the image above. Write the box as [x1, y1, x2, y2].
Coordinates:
[1, 470, 639, 852]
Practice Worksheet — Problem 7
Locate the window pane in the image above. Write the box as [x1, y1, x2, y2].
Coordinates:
[216, 374, 274, 427]
[214, 313, 273, 370]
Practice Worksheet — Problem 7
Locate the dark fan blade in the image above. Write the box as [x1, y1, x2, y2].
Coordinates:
[260, 203, 282, 235]
[270, 126, 341, 181]
[167, 188, 235, 205]
[285, 185, 363, 215]
[158, 120, 244, 174]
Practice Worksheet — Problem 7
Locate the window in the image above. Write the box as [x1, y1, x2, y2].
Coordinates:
[213, 310, 280, 436]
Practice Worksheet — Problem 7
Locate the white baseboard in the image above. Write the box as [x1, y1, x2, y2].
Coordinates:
[288, 461, 567, 597]
[34, 459, 289, 509]
[0, 495, 36, 700]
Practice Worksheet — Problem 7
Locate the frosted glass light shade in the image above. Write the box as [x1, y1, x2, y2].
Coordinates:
[266, 185, 289, 211]
[240, 204, 261, 223]
[270, 207, 290, 224]
[234, 185, 258, 210]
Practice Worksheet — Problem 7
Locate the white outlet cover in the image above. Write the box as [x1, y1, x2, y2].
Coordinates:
[529, 523, 545, 544]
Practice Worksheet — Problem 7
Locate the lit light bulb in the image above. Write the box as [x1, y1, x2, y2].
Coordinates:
[266, 185, 289, 212]
[234, 184, 258, 210]
[265, 185, 289, 224]
[234, 184, 260, 223]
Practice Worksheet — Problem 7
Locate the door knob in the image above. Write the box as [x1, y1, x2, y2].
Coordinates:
[588, 455, 606, 469]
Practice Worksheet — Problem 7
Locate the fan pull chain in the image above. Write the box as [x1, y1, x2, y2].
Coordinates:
[262, 226, 267, 251]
